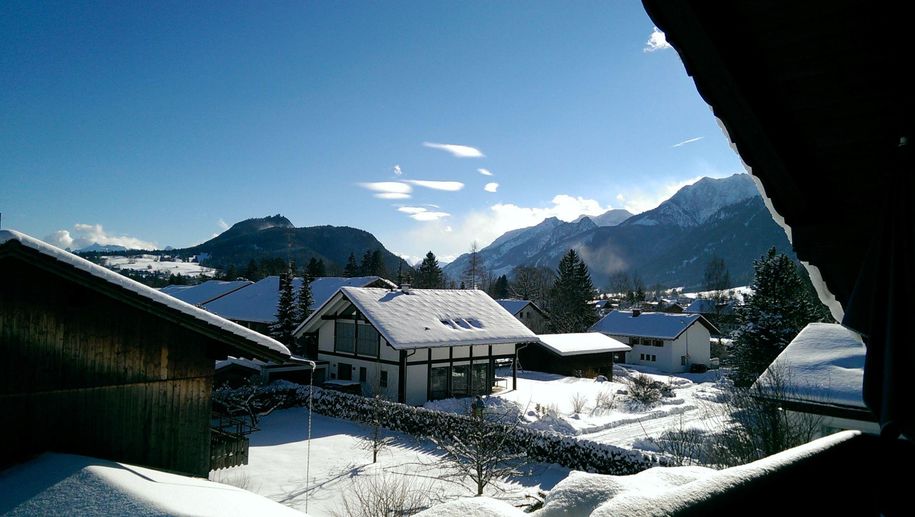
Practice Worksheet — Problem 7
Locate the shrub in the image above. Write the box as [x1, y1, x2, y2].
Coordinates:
[626, 374, 663, 406]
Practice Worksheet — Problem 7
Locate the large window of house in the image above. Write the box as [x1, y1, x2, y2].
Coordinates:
[335, 321, 355, 353]
[356, 324, 380, 356]
[430, 367, 448, 400]
[451, 365, 469, 397]
[470, 363, 489, 395]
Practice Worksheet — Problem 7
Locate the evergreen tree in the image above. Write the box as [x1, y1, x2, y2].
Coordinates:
[244, 259, 259, 281]
[490, 274, 510, 299]
[343, 252, 359, 277]
[549, 250, 598, 333]
[731, 247, 830, 386]
[369, 249, 388, 278]
[359, 250, 373, 276]
[415, 251, 444, 288]
[295, 272, 314, 327]
[306, 257, 326, 278]
[270, 267, 297, 346]
[222, 264, 238, 281]
[704, 256, 731, 292]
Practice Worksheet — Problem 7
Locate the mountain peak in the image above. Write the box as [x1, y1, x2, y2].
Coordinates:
[223, 215, 295, 237]
[623, 174, 758, 227]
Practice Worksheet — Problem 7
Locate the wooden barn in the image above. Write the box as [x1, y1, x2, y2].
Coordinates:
[0, 230, 290, 477]
[520, 333, 631, 378]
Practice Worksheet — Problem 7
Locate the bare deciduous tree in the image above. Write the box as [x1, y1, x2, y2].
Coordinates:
[431, 408, 526, 496]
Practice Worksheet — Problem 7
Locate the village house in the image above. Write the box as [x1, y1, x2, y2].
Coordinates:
[0, 230, 290, 477]
[294, 287, 538, 405]
[754, 323, 879, 437]
[589, 309, 716, 373]
[519, 333, 631, 378]
[196, 275, 395, 335]
[496, 299, 550, 334]
[160, 278, 253, 306]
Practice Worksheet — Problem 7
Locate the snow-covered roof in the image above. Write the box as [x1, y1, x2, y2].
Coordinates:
[684, 299, 735, 315]
[0, 452, 303, 516]
[202, 275, 394, 324]
[754, 323, 866, 409]
[299, 287, 538, 349]
[589, 310, 716, 339]
[160, 279, 252, 305]
[536, 333, 631, 356]
[0, 230, 289, 359]
[495, 299, 531, 316]
[310, 276, 396, 310]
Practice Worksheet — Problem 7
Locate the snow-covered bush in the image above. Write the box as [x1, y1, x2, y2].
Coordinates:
[233, 381, 660, 475]
[625, 374, 664, 406]
[333, 469, 438, 517]
[569, 393, 588, 414]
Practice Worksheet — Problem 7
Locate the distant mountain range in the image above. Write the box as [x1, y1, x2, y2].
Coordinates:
[442, 174, 794, 290]
[77, 243, 130, 253]
[181, 215, 410, 275]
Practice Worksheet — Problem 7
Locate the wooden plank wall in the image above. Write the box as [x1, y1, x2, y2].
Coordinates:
[0, 259, 215, 476]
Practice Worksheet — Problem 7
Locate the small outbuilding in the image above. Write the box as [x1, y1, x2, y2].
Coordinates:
[0, 230, 290, 477]
[520, 333, 631, 378]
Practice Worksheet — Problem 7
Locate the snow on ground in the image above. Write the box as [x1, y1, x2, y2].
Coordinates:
[427, 366, 730, 450]
[680, 285, 752, 303]
[103, 254, 217, 277]
[0, 452, 301, 516]
[212, 408, 569, 516]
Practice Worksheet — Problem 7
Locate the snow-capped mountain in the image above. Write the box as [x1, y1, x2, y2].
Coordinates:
[621, 174, 759, 227]
[77, 243, 130, 253]
[574, 209, 633, 227]
[442, 173, 793, 290]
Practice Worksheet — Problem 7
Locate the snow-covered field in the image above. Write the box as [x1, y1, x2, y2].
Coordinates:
[427, 366, 730, 450]
[103, 254, 217, 277]
[214, 366, 731, 516]
[212, 409, 569, 516]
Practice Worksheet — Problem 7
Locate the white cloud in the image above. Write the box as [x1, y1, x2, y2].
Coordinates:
[411, 211, 451, 222]
[397, 206, 427, 214]
[615, 176, 706, 214]
[396, 205, 451, 222]
[672, 136, 704, 148]
[422, 142, 485, 158]
[405, 180, 464, 192]
[389, 194, 617, 261]
[376, 192, 411, 199]
[44, 224, 158, 250]
[643, 27, 671, 53]
[478, 168, 493, 176]
[393, 164, 402, 176]
[484, 182, 499, 193]
[358, 181, 412, 199]
[217, 218, 229, 230]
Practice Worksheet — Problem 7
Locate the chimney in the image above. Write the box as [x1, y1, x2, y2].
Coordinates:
[632, 308, 641, 317]
[401, 284, 412, 294]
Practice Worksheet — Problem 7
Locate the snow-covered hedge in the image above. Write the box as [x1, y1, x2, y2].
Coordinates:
[240, 381, 660, 475]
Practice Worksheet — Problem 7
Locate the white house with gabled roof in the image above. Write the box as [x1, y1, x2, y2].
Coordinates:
[589, 309, 717, 373]
[294, 287, 538, 405]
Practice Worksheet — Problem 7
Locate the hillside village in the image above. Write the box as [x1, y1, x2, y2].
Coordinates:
[2, 1, 911, 516]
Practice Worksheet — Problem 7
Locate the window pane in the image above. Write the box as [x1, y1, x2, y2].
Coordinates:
[335, 322, 355, 353]
[356, 324, 379, 356]
[430, 367, 448, 400]
[471, 363, 489, 395]
[452, 365, 469, 396]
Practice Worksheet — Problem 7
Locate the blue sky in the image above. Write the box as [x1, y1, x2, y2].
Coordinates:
[0, 1, 743, 263]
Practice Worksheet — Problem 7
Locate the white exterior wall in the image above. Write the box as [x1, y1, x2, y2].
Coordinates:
[613, 323, 711, 373]
[787, 410, 880, 438]
[380, 337, 399, 362]
[317, 353, 399, 401]
[491, 342, 515, 356]
[317, 322, 334, 352]
[681, 323, 711, 368]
